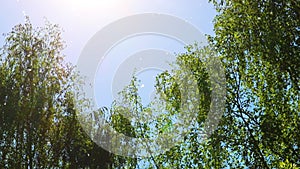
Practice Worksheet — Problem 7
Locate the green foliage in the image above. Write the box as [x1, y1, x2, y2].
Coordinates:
[0, 18, 112, 168]
[106, 0, 300, 168]
[1, 0, 299, 167]
[209, 0, 300, 168]
[102, 45, 224, 168]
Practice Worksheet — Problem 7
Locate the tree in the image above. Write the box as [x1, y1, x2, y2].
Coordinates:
[105, 0, 299, 168]
[0, 18, 112, 168]
[208, 0, 299, 168]
[101, 45, 227, 168]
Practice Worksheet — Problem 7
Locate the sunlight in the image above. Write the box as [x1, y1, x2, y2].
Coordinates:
[67, 0, 119, 10]
[55, 0, 130, 19]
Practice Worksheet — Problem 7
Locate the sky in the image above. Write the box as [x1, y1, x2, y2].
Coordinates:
[0, 0, 217, 108]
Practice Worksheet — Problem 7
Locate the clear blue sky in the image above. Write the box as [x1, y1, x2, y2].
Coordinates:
[0, 0, 217, 108]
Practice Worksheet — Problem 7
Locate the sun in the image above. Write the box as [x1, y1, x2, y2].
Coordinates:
[50, 0, 127, 18]
[68, 0, 119, 9]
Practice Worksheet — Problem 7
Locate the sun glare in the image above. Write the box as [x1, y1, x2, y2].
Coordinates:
[69, 0, 119, 9]
[49, 0, 127, 20]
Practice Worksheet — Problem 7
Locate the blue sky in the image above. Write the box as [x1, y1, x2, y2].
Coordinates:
[0, 0, 217, 108]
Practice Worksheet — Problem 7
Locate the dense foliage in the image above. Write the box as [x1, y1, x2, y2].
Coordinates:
[209, 0, 299, 168]
[106, 0, 300, 168]
[0, 18, 112, 168]
[0, 0, 299, 168]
